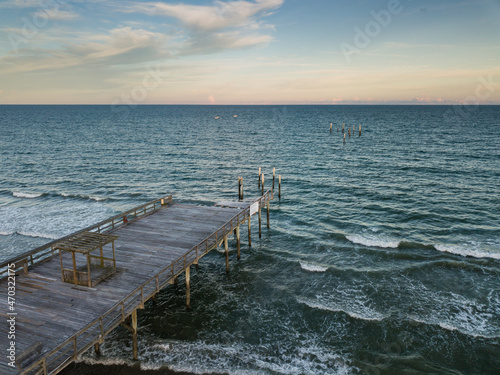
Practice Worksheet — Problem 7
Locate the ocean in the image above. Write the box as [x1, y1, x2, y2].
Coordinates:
[0, 105, 499, 374]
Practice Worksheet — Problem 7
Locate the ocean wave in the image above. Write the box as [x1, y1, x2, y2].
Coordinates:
[408, 316, 499, 340]
[60, 192, 108, 202]
[346, 234, 400, 249]
[12, 192, 44, 199]
[80, 337, 354, 375]
[16, 231, 59, 240]
[300, 262, 328, 273]
[435, 244, 500, 260]
[0, 229, 57, 239]
[297, 296, 388, 322]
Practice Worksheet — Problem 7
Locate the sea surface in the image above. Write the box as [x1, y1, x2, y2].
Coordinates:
[0, 105, 499, 375]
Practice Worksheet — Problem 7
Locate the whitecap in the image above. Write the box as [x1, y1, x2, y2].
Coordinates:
[16, 231, 59, 240]
[300, 262, 328, 273]
[13, 192, 42, 199]
[346, 234, 400, 249]
[435, 244, 500, 260]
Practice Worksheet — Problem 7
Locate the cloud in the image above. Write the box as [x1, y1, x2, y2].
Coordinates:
[0, 0, 43, 8]
[130, 0, 283, 31]
[33, 8, 79, 20]
[0, 27, 169, 73]
[128, 0, 283, 54]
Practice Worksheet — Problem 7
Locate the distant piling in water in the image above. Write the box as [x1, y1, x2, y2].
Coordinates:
[278, 175, 281, 200]
[261, 173, 265, 196]
[343, 133, 346, 144]
[330, 123, 333, 133]
[342, 123, 345, 133]
[359, 125, 361, 136]
[258, 167, 261, 187]
[238, 177, 243, 200]
[272, 168, 276, 193]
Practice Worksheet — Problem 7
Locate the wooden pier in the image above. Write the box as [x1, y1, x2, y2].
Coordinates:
[0, 191, 273, 375]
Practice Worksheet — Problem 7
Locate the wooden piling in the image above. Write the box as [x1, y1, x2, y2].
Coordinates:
[248, 216, 252, 246]
[94, 343, 100, 355]
[359, 125, 361, 136]
[238, 177, 243, 201]
[266, 201, 270, 229]
[342, 123, 345, 133]
[348, 128, 351, 137]
[236, 225, 241, 260]
[330, 123, 333, 133]
[258, 205, 262, 238]
[224, 236, 229, 273]
[261, 174, 265, 196]
[185, 267, 191, 309]
[278, 175, 281, 200]
[343, 133, 346, 144]
[132, 310, 138, 360]
[272, 168, 276, 193]
[258, 167, 261, 187]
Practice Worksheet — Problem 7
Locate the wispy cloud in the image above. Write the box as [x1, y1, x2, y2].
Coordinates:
[0, 27, 169, 73]
[34, 8, 79, 20]
[129, 0, 283, 31]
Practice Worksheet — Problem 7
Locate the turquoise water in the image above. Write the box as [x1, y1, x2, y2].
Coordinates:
[0, 105, 499, 374]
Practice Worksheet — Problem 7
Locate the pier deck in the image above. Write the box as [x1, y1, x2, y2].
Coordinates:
[0, 192, 272, 375]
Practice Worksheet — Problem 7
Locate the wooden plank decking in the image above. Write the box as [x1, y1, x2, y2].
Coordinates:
[0, 192, 272, 375]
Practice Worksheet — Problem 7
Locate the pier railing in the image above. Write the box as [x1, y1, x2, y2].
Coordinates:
[0, 195, 173, 281]
[19, 190, 273, 375]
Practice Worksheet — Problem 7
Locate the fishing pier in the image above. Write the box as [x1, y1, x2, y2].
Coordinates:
[0, 190, 273, 375]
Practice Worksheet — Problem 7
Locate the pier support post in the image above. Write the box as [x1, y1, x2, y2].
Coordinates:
[94, 343, 101, 356]
[248, 216, 252, 247]
[236, 225, 241, 260]
[266, 201, 270, 229]
[272, 168, 276, 194]
[185, 267, 191, 309]
[132, 310, 138, 360]
[258, 205, 262, 238]
[330, 123, 332, 133]
[278, 175, 281, 200]
[224, 236, 229, 273]
[258, 167, 261, 187]
[359, 125, 361, 136]
[261, 174, 265, 196]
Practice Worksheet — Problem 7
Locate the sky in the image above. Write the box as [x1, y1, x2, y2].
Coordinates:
[0, 0, 499, 104]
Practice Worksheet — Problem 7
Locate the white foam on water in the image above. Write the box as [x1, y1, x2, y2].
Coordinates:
[346, 234, 400, 249]
[297, 285, 388, 322]
[300, 262, 328, 273]
[402, 279, 500, 339]
[80, 333, 356, 375]
[0, 200, 115, 253]
[0, 231, 15, 236]
[16, 231, 59, 240]
[435, 243, 500, 260]
[12, 192, 42, 199]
